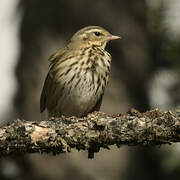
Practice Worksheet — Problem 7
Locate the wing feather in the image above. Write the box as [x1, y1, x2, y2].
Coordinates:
[40, 73, 52, 112]
[40, 47, 67, 113]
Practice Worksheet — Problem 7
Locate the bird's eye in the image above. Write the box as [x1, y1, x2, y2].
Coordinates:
[94, 32, 101, 36]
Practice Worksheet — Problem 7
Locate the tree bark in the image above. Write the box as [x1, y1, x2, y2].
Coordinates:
[1, 109, 180, 159]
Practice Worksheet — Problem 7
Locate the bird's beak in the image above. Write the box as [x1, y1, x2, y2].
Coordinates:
[106, 35, 121, 41]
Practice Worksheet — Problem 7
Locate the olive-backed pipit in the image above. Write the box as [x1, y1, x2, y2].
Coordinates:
[40, 26, 120, 117]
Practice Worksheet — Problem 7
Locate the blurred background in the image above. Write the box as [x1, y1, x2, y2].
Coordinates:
[1, 0, 180, 179]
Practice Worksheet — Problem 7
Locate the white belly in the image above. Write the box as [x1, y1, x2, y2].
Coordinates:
[55, 71, 101, 117]
[60, 90, 97, 117]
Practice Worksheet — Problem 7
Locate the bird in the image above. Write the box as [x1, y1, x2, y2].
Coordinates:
[40, 26, 120, 118]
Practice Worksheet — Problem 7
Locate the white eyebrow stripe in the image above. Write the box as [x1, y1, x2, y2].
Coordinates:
[86, 29, 102, 33]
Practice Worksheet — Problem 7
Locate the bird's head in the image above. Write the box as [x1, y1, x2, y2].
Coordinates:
[70, 26, 120, 49]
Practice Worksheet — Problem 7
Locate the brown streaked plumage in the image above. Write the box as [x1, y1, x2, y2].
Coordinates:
[40, 26, 120, 117]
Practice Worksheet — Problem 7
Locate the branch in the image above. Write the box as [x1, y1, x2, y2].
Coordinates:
[1, 109, 180, 158]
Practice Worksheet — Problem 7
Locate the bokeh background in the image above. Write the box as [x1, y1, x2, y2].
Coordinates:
[1, 0, 180, 179]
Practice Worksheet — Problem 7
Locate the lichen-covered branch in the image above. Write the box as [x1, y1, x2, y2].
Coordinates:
[1, 109, 180, 158]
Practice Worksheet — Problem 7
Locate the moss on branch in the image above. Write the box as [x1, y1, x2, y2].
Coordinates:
[1, 109, 180, 158]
